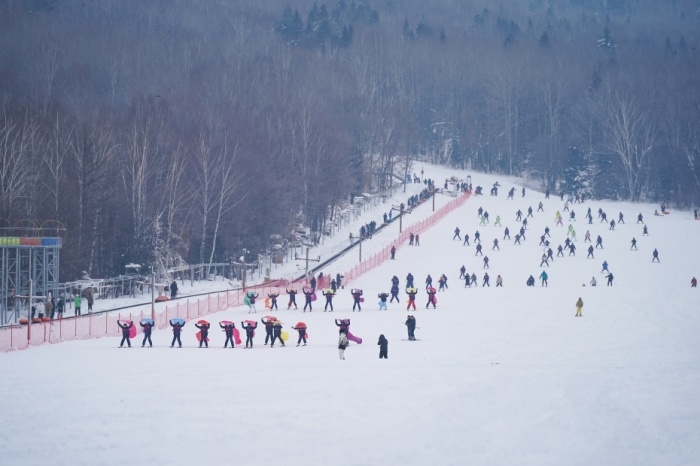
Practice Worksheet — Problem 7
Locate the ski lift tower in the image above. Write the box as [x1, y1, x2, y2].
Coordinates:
[1, 221, 65, 325]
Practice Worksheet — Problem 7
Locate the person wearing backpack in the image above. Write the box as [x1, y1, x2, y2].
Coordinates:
[338, 333, 349, 360]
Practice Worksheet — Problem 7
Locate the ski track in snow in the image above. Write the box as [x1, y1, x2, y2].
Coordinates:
[2, 164, 700, 466]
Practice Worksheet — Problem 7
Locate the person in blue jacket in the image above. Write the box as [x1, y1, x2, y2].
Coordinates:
[140, 320, 154, 348]
[378, 334, 389, 359]
[118, 321, 133, 348]
[539, 270, 548, 287]
[170, 320, 185, 348]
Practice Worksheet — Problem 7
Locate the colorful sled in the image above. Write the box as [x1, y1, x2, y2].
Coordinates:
[140, 318, 154, 326]
[155, 296, 169, 302]
[294, 321, 307, 329]
[233, 328, 242, 345]
[264, 297, 271, 309]
[195, 331, 209, 342]
[311, 292, 317, 302]
[243, 295, 250, 306]
[171, 318, 185, 326]
[120, 320, 137, 338]
[281, 330, 289, 342]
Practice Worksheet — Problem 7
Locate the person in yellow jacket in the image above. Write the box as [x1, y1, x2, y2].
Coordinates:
[575, 297, 584, 317]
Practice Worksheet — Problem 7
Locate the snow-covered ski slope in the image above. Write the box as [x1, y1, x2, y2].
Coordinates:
[1, 164, 699, 466]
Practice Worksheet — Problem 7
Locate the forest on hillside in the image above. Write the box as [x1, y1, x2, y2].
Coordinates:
[1, 0, 699, 281]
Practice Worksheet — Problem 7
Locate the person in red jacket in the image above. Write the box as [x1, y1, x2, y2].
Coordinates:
[406, 288, 417, 311]
[426, 287, 437, 309]
[292, 323, 307, 346]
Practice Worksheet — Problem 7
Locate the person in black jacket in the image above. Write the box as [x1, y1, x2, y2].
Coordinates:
[241, 321, 257, 348]
[405, 315, 417, 341]
[378, 334, 389, 359]
[170, 320, 185, 348]
[118, 321, 134, 348]
[271, 320, 286, 348]
[323, 289, 335, 312]
[351, 289, 363, 312]
[406, 273, 414, 288]
[292, 323, 307, 346]
[220, 322, 235, 348]
[195, 321, 210, 348]
[267, 292, 279, 310]
[262, 317, 276, 345]
[286, 289, 298, 310]
[170, 280, 178, 299]
[302, 287, 314, 312]
[378, 292, 389, 310]
[140, 320, 154, 348]
[335, 319, 350, 335]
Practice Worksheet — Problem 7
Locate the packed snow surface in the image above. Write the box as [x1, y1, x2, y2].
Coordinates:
[1, 164, 699, 466]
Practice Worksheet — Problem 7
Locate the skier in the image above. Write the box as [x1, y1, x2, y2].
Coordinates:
[470, 273, 478, 287]
[516, 209, 523, 221]
[652, 249, 660, 262]
[575, 297, 584, 317]
[453, 227, 461, 240]
[483, 256, 490, 268]
[630, 237, 638, 250]
[406, 287, 417, 310]
[220, 321, 235, 348]
[267, 292, 279, 311]
[415, 234, 420, 246]
[378, 292, 389, 310]
[425, 274, 433, 289]
[595, 235, 603, 249]
[323, 289, 335, 312]
[618, 212, 625, 224]
[426, 287, 437, 309]
[459, 265, 466, 279]
[241, 320, 257, 348]
[496, 275, 503, 287]
[514, 234, 521, 245]
[494, 215, 502, 226]
[692, 277, 697, 288]
[540, 253, 549, 267]
[482, 273, 490, 287]
[590, 277, 597, 287]
[527, 206, 533, 218]
[170, 319, 185, 348]
[537, 201, 544, 212]
[286, 288, 298, 310]
[405, 315, 417, 341]
[557, 245, 564, 257]
[351, 288, 363, 311]
[140, 320, 154, 348]
[292, 322, 307, 346]
[118, 321, 134, 348]
[271, 320, 285, 348]
[643, 225, 649, 236]
[587, 245, 594, 259]
[195, 321, 210, 348]
[602, 261, 609, 273]
[504, 227, 510, 240]
[463, 233, 470, 246]
[378, 334, 389, 359]
[390, 283, 400, 303]
[606, 273, 614, 286]
[438, 274, 447, 291]
[584, 230, 591, 243]
[262, 317, 276, 345]
[246, 291, 259, 314]
[474, 231, 481, 243]
[302, 286, 314, 312]
[476, 243, 483, 256]
[406, 272, 415, 288]
[539, 270, 548, 287]
[338, 333, 349, 360]
[493, 238, 500, 250]
[568, 243, 576, 256]
[609, 219, 616, 230]
[637, 213, 644, 223]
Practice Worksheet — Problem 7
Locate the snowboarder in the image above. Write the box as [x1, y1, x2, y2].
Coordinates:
[575, 297, 583, 317]
[118, 321, 134, 348]
[378, 334, 389, 359]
